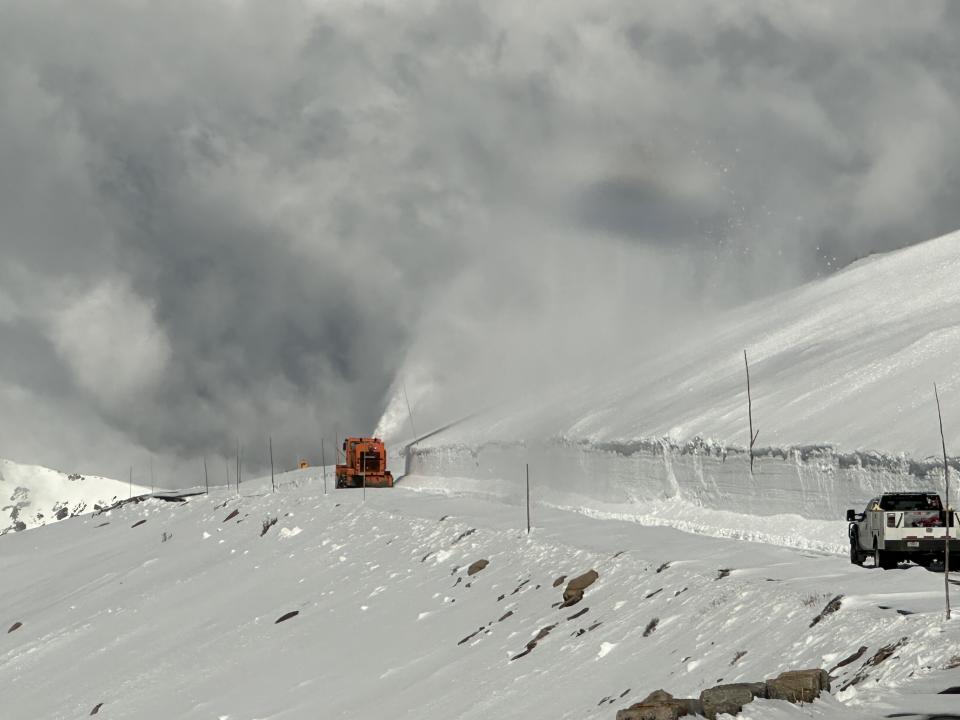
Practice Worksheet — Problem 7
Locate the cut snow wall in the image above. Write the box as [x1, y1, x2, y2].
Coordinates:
[405, 441, 947, 521]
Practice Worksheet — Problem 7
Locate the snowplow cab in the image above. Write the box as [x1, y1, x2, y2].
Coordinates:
[335, 437, 394, 489]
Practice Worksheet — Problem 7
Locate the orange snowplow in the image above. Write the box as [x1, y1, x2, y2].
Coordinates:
[335, 437, 394, 488]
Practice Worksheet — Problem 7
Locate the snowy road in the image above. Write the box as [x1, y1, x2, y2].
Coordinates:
[2, 474, 958, 720]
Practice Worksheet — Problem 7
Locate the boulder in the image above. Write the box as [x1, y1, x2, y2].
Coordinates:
[617, 691, 702, 720]
[467, 559, 489, 576]
[765, 669, 829, 704]
[616, 704, 680, 720]
[700, 682, 766, 719]
[562, 569, 599, 607]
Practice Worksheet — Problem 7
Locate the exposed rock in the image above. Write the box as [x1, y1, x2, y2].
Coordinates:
[8, 621, 22, 633]
[616, 703, 680, 720]
[810, 595, 843, 627]
[260, 517, 277, 537]
[467, 559, 489, 576]
[643, 618, 659, 637]
[829, 645, 867, 673]
[840, 638, 908, 690]
[765, 669, 830, 703]
[730, 650, 747, 665]
[617, 690, 703, 720]
[700, 682, 765, 719]
[561, 569, 598, 607]
[567, 607, 589, 621]
[90, 703, 104, 715]
[131, 519, 147, 528]
[510, 624, 556, 661]
[553, 575, 567, 587]
[451, 528, 476, 544]
[458, 626, 485, 646]
[223, 509, 239, 522]
[715, 568, 731, 580]
[274, 610, 299, 624]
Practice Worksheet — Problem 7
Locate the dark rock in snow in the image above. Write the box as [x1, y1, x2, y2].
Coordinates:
[700, 683, 766, 719]
[810, 595, 843, 627]
[467, 559, 489, 576]
[8, 621, 22, 633]
[260, 517, 277, 536]
[90, 703, 104, 715]
[765, 669, 830, 703]
[275, 611, 299, 624]
[830, 645, 867, 673]
[561, 569, 598, 607]
[131, 519, 147, 528]
[617, 689, 703, 720]
[222, 509, 239, 522]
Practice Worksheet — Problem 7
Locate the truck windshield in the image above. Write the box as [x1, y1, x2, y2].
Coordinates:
[879, 494, 942, 511]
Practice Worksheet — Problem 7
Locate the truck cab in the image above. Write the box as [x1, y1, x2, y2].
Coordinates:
[846, 493, 957, 569]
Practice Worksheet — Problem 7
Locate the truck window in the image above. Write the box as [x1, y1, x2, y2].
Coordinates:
[879, 494, 942, 511]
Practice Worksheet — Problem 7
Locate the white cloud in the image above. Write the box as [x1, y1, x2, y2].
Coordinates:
[48, 279, 171, 407]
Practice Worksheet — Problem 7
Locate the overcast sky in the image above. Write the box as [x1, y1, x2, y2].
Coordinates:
[1, 1, 959, 484]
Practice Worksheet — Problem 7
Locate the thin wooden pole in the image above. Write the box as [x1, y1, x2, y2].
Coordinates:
[269, 436, 275, 493]
[203, 457, 209, 495]
[744, 350, 759, 473]
[236, 440, 241, 495]
[526, 463, 531, 534]
[321, 439, 328, 495]
[935, 383, 952, 620]
[403, 381, 418, 440]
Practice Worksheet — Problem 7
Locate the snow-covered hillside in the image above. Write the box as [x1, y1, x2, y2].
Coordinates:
[2, 472, 957, 720]
[382, 233, 960, 459]
[0, 457, 149, 534]
[378, 235, 960, 527]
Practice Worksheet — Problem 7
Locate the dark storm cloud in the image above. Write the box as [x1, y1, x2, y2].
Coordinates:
[0, 0, 958, 480]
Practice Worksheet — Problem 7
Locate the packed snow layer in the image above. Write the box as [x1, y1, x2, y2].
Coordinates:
[2, 473, 957, 720]
[381, 232, 960, 460]
[0, 457, 149, 534]
[401, 440, 948, 531]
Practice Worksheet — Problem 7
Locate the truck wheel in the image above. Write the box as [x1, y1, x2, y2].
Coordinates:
[849, 532, 864, 566]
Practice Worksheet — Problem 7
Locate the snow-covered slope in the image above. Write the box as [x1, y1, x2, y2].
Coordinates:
[379, 234, 960, 527]
[383, 232, 960, 459]
[0, 457, 149, 534]
[2, 472, 957, 720]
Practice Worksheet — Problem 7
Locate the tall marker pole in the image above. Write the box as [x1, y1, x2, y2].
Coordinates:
[321, 439, 328, 495]
[526, 463, 531, 534]
[269, 436, 275, 493]
[935, 383, 952, 621]
[744, 350, 759, 473]
[203, 457, 209, 495]
[236, 440, 241, 495]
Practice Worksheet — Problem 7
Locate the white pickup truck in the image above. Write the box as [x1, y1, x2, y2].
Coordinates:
[846, 492, 958, 569]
